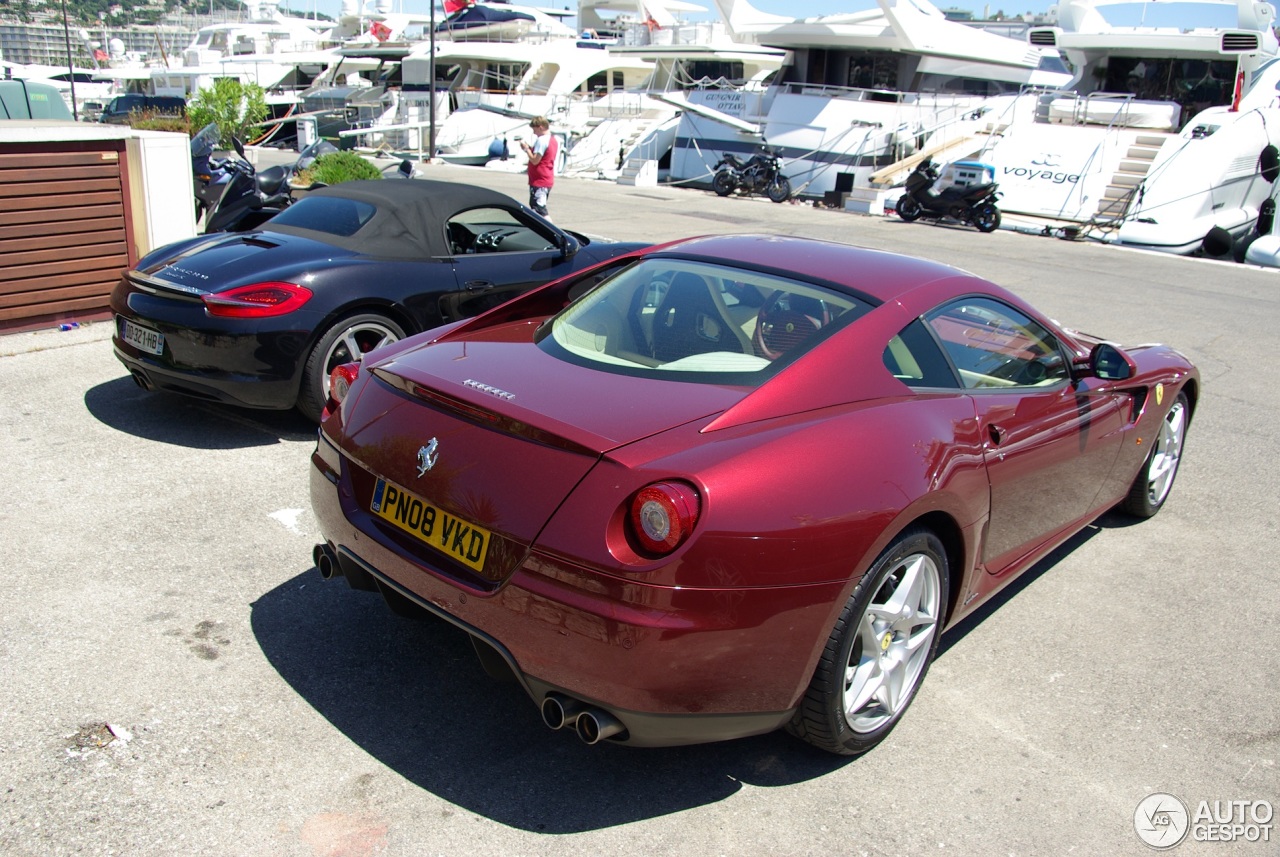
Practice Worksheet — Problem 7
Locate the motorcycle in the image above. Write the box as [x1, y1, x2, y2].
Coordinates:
[712, 143, 792, 203]
[895, 158, 1002, 233]
[191, 123, 336, 233]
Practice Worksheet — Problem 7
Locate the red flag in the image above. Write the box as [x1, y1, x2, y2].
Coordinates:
[443, 0, 470, 13]
[1231, 69, 1245, 112]
[369, 20, 392, 41]
[93, 48, 109, 62]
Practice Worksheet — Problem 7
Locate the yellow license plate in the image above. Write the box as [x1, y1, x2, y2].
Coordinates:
[371, 478, 491, 572]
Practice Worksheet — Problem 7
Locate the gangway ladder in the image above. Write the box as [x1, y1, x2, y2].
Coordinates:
[1092, 133, 1170, 225]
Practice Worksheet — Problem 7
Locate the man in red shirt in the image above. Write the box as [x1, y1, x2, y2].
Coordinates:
[520, 116, 557, 218]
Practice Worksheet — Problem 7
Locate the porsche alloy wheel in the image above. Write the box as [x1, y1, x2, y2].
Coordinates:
[789, 526, 946, 756]
[298, 313, 405, 422]
[1121, 391, 1189, 518]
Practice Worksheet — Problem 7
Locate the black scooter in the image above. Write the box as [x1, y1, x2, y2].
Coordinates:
[896, 158, 1002, 233]
[712, 144, 792, 203]
[191, 123, 331, 233]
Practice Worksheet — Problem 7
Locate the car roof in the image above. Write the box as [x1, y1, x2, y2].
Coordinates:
[649, 234, 974, 305]
[264, 179, 528, 259]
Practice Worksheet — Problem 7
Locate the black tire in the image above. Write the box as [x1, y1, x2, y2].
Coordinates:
[896, 194, 922, 222]
[788, 526, 948, 756]
[298, 313, 405, 422]
[712, 170, 735, 197]
[767, 176, 792, 203]
[1119, 391, 1190, 518]
[973, 202, 1001, 233]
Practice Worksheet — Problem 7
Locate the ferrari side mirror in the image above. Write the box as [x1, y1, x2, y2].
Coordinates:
[1082, 342, 1135, 381]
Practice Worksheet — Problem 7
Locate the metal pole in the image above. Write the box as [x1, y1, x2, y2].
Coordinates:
[428, 0, 437, 162]
[59, 0, 78, 120]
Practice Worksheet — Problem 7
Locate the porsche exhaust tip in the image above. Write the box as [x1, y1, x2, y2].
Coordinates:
[575, 709, 626, 745]
[541, 693, 585, 731]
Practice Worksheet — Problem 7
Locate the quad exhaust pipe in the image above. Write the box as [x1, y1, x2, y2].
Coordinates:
[313, 550, 628, 746]
[542, 693, 626, 745]
[314, 543, 339, 580]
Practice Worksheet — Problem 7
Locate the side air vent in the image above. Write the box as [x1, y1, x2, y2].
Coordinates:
[1029, 29, 1059, 47]
[1222, 32, 1260, 52]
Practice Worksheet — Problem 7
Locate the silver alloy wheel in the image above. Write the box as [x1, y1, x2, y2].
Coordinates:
[843, 552, 942, 733]
[320, 319, 401, 399]
[1146, 399, 1187, 507]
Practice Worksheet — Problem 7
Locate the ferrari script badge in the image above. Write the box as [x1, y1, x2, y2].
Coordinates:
[416, 439, 439, 477]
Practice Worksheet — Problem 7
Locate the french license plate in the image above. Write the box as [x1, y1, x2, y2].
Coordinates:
[120, 318, 165, 356]
[371, 478, 491, 572]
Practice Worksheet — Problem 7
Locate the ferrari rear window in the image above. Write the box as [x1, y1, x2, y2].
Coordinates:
[268, 196, 377, 237]
[538, 258, 870, 382]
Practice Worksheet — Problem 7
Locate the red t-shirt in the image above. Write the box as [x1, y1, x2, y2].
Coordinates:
[528, 133, 558, 188]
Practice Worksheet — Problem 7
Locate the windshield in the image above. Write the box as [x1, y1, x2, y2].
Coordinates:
[538, 257, 871, 384]
[1094, 2, 1238, 28]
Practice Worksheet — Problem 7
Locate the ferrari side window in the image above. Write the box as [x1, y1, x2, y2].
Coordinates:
[924, 298, 1068, 389]
[884, 320, 959, 388]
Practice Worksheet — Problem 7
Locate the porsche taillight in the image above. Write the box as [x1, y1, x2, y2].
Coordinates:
[328, 362, 360, 407]
[628, 481, 700, 555]
[202, 282, 313, 318]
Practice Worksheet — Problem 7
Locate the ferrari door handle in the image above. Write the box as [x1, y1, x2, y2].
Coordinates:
[987, 424, 1007, 446]
[464, 280, 493, 291]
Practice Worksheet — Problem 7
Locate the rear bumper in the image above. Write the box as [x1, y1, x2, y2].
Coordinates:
[309, 459, 844, 748]
[114, 344, 298, 410]
[321, 543, 795, 747]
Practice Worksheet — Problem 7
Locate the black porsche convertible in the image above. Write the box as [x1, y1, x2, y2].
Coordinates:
[111, 179, 648, 420]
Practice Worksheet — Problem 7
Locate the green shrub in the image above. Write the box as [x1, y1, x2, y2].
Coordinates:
[302, 151, 383, 185]
[128, 110, 190, 134]
[187, 79, 268, 147]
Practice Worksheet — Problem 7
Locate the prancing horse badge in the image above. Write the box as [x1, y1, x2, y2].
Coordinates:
[416, 438, 439, 477]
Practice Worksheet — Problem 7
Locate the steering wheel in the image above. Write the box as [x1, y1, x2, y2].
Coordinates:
[474, 229, 516, 252]
[753, 290, 826, 360]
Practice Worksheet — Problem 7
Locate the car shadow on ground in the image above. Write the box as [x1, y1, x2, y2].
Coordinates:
[251, 569, 852, 833]
[84, 376, 316, 448]
[937, 523, 1103, 657]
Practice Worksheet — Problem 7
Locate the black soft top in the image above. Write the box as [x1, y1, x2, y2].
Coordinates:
[263, 179, 530, 260]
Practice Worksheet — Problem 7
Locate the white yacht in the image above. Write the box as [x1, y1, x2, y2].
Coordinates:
[434, 0, 579, 41]
[561, 14, 787, 181]
[151, 2, 338, 141]
[965, 0, 1280, 253]
[662, 0, 1073, 196]
[407, 35, 656, 164]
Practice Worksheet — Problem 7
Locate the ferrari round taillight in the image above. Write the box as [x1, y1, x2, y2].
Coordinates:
[328, 362, 360, 406]
[629, 481, 700, 555]
[202, 282, 313, 318]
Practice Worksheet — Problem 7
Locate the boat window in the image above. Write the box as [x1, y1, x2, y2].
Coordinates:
[537, 258, 871, 384]
[1094, 2, 1236, 28]
[1036, 54, 1071, 75]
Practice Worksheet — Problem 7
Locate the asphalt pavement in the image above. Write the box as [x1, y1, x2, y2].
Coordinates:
[0, 158, 1276, 857]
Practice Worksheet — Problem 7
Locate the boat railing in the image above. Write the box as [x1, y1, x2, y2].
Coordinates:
[586, 92, 649, 119]
[773, 81, 922, 104]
